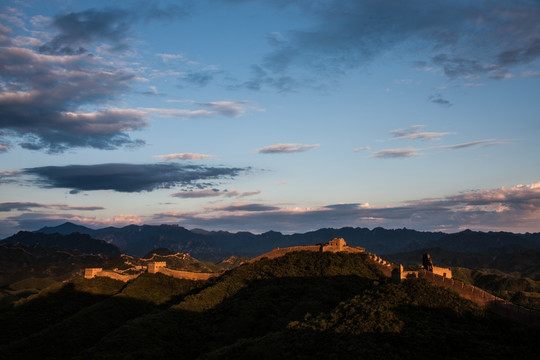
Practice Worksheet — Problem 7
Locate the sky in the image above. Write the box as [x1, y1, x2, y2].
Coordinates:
[1, 0, 540, 238]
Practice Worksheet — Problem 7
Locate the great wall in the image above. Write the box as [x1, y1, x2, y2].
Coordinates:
[84, 237, 540, 326]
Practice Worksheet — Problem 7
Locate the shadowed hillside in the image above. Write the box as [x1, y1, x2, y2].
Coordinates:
[0, 251, 538, 359]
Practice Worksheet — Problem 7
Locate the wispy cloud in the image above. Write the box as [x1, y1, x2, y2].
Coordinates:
[521, 70, 540, 78]
[373, 148, 422, 158]
[171, 189, 261, 199]
[257, 143, 320, 154]
[142, 101, 252, 119]
[437, 139, 497, 150]
[354, 146, 371, 152]
[196, 101, 250, 118]
[154, 153, 214, 161]
[391, 125, 452, 141]
[212, 203, 280, 212]
[0, 201, 104, 212]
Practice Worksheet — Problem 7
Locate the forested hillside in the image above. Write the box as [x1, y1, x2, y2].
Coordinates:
[0, 252, 537, 359]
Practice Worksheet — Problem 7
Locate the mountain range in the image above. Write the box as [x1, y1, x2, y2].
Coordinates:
[32, 222, 540, 261]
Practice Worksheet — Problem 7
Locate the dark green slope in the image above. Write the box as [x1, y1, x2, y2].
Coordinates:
[0, 274, 205, 359]
[204, 280, 539, 360]
[1, 252, 538, 360]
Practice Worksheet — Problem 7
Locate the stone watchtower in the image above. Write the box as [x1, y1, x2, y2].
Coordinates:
[147, 261, 166, 274]
[328, 237, 346, 251]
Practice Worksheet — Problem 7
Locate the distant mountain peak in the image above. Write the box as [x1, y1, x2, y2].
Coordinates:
[37, 222, 94, 235]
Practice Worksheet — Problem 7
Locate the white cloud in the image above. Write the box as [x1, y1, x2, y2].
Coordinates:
[391, 125, 452, 141]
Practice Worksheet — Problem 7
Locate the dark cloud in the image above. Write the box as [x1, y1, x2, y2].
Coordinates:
[241, 1, 540, 90]
[135, 2, 194, 22]
[0, 201, 104, 212]
[38, 4, 195, 55]
[38, 9, 131, 55]
[183, 71, 215, 87]
[428, 94, 453, 107]
[0, 202, 44, 212]
[217, 203, 280, 212]
[22, 163, 249, 193]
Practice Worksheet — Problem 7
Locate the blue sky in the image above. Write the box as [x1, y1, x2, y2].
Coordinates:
[1, 0, 539, 237]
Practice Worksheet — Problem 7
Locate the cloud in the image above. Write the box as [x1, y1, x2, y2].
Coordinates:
[391, 125, 452, 141]
[0, 202, 104, 212]
[428, 94, 453, 107]
[38, 5, 194, 55]
[438, 139, 497, 150]
[154, 153, 214, 161]
[521, 70, 540, 78]
[0, 40, 146, 152]
[257, 143, 320, 154]
[0, 5, 203, 153]
[171, 188, 261, 199]
[196, 101, 250, 117]
[242, 1, 540, 90]
[213, 203, 280, 212]
[20, 163, 249, 193]
[0, 202, 45, 212]
[38, 8, 131, 55]
[171, 189, 226, 198]
[142, 101, 251, 119]
[183, 71, 215, 87]
[230, 190, 262, 198]
[151, 181, 540, 234]
[354, 146, 371, 152]
[373, 148, 422, 158]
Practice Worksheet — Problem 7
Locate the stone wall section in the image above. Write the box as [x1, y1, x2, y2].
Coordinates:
[367, 253, 394, 277]
[417, 269, 540, 326]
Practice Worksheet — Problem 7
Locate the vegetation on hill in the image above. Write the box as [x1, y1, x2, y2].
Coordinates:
[204, 279, 537, 360]
[0, 251, 537, 359]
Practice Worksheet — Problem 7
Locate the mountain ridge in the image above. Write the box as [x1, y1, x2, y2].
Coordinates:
[33, 222, 540, 261]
